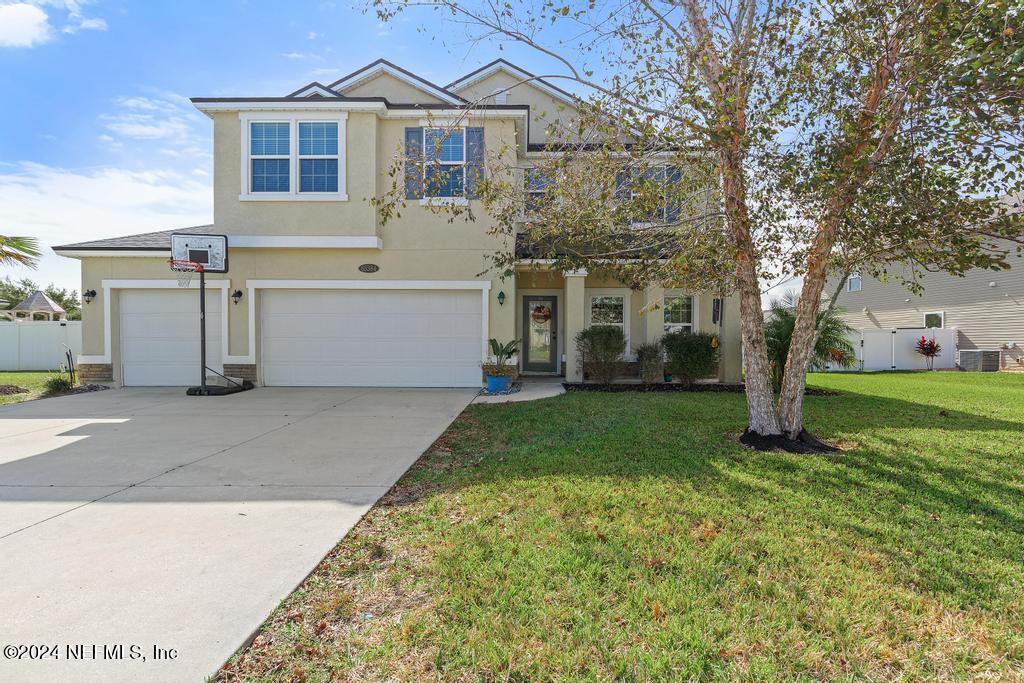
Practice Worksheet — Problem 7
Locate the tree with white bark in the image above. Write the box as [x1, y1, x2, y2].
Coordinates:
[372, 0, 1023, 451]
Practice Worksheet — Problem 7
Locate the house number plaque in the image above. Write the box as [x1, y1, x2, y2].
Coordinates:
[358, 264, 380, 273]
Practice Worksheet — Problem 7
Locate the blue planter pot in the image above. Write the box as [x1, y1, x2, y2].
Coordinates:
[486, 374, 511, 393]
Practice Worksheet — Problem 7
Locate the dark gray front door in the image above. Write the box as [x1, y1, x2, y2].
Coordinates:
[522, 296, 558, 373]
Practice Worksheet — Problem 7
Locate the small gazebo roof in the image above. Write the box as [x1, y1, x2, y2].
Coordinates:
[12, 291, 66, 315]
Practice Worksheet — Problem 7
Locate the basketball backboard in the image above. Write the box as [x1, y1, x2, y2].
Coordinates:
[170, 233, 228, 273]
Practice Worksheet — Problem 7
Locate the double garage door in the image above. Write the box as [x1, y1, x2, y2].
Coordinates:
[261, 289, 482, 387]
[119, 288, 482, 387]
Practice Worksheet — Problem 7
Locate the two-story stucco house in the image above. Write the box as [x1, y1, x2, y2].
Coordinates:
[54, 59, 742, 388]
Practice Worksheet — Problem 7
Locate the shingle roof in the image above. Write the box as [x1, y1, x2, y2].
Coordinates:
[54, 224, 215, 251]
[12, 290, 66, 314]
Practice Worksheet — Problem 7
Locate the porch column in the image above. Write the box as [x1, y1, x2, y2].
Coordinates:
[563, 270, 587, 381]
[644, 286, 665, 346]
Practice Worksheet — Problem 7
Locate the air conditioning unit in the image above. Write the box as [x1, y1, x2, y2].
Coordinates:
[959, 349, 1000, 372]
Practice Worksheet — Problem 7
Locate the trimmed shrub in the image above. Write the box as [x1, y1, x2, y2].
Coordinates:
[635, 341, 664, 384]
[575, 326, 626, 384]
[43, 374, 75, 394]
[662, 331, 718, 386]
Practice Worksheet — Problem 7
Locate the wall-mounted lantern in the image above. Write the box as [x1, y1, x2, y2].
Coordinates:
[232, 290, 244, 305]
[83, 289, 97, 304]
[497, 291, 506, 306]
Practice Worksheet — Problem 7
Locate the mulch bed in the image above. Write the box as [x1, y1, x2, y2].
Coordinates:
[563, 382, 839, 396]
[0, 384, 29, 396]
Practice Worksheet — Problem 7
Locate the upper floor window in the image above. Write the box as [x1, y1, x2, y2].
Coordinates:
[663, 295, 693, 333]
[847, 271, 862, 292]
[241, 114, 347, 200]
[425, 127, 465, 197]
[524, 168, 551, 215]
[616, 165, 682, 224]
[404, 126, 484, 202]
[924, 311, 944, 328]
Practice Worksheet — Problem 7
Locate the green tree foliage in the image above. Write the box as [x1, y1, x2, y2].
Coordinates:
[0, 236, 40, 269]
[0, 278, 82, 320]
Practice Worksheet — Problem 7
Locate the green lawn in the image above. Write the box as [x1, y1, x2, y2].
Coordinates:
[222, 373, 1024, 681]
[0, 371, 58, 405]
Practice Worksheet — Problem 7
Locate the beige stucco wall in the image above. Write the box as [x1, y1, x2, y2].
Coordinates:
[451, 70, 578, 146]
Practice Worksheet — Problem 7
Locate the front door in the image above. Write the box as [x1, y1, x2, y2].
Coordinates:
[522, 296, 558, 373]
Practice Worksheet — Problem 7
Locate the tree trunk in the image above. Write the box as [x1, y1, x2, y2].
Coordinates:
[721, 150, 781, 436]
[777, 213, 840, 438]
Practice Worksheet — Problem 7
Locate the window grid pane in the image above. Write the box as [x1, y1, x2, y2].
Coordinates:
[251, 159, 290, 192]
[300, 159, 339, 193]
[591, 296, 624, 325]
[299, 122, 338, 156]
[439, 129, 464, 162]
[251, 122, 290, 156]
[425, 165, 464, 197]
[664, 296, 692, 325]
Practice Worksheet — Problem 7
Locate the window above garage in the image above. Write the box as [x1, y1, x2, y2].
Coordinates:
[240, 112, 348, 201]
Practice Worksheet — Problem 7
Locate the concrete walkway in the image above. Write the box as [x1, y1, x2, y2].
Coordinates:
[0, 386, 475, 682]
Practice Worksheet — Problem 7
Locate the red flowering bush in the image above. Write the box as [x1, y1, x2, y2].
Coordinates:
[915, 336, 942, 370]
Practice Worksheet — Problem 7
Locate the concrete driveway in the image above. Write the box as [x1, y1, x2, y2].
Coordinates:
[0, 386, 475, 682]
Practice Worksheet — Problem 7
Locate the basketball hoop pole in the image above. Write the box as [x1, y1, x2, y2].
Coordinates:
[199, 267, 207, 395]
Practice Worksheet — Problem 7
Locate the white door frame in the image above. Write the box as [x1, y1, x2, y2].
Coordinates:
[79, 280, 231, 365]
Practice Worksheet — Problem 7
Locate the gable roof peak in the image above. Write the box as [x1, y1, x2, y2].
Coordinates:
[447, 58, 578, 104]
[327, 58, 467, 104]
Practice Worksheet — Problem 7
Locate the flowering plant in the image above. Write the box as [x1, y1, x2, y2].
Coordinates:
[914, 336, 942, 370]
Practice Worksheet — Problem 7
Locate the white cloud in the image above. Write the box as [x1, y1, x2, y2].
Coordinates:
[63, 16, 107, 34]
[307, 31, 319, 40]
[100, 94, 204, 142]
[0, 162, 212, 291]
[280, 52, 309, 60]
[0, 4, 52, 48]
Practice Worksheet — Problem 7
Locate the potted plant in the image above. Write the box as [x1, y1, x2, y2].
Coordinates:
[485, 338, 519, 393]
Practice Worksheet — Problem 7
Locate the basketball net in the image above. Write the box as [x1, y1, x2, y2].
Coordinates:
[169, 259, 202, 288]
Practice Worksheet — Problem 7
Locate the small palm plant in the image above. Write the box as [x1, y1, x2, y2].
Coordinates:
[764, 291, 857, 392]
[487, 338, 520, 376]
[0, 236, 41, 269]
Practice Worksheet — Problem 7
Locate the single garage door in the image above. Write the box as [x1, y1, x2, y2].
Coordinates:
[260, 289, 483, 387]
[120, 289, 223, 386]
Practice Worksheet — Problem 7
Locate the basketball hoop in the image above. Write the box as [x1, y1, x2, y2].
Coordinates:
[169, 259, 202, 288]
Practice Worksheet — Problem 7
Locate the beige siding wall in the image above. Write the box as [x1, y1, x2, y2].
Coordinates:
[829, 256, 1024, 363]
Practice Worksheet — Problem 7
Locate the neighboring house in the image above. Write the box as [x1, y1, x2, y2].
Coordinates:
[54, 58, 742, 388]
[828, 250, 1024, 371]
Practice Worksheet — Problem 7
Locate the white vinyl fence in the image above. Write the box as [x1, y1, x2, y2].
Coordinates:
[828, 327, 957, 371]
[0, 321, 82, 371]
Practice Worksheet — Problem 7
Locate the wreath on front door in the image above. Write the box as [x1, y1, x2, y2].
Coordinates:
[531, 305, 552, 323]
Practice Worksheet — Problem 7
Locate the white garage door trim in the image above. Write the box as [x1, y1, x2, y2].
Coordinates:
[79, 280, 230, 366]
[240, 280, 491, 368]
[120, 289, 225, 386]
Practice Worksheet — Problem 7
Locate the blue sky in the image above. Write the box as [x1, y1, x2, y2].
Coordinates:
[0, 0, 567, 293]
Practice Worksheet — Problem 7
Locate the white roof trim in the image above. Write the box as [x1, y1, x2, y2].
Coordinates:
[291, 84, 340, 98]
[330, 62, 464, 105]
[448, 62, 578, 106]
[194, 101, 387, 114]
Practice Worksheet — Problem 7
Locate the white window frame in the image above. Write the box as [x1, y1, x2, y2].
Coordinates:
[419, 126, 468, 205]
[923, 311, 945, 329]
[847, 271, 862, 292]
[586, 288, 632, 354]
[523, 167, 548, 219]
[297, 121, 342, 195]
[663, 294, 696, 334]
[239, 112, 348, 201]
